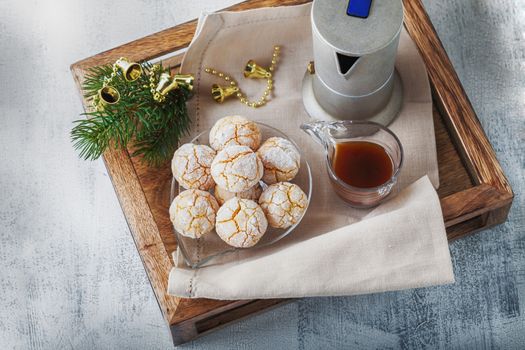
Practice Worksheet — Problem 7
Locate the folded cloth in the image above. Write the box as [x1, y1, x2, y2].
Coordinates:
[168, 4, 453, 299]
[169, 176, 454, 299]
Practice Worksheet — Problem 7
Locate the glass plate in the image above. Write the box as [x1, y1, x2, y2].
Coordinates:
[170, 122, 312, 268]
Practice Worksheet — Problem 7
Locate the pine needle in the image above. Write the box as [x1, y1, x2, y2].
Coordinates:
[71, 61, 192, 166]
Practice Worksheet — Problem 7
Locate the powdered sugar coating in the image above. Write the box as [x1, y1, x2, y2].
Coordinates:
[172, 143, 216, 190]
[259, 182, 308, 229]
[169, 189, 219, 238]
[209, 115, 262, 151]
[214, 183, 263, 206]
[211, 145, 264, 193]
[257, 137, 300, 184]
[215, 198, 268, 248]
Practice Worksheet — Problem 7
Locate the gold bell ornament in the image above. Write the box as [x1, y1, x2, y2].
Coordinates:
[96, 86, 120, 110]
[172, 74, 195, 91]
[243, 60, 272, 79]
[93, 57, 142, 111]
[211, 84, 240, 103]
[115, 57, 143, 82]
[155, 72, 178, 96]
[152, 72, 195, 102]
[205, 45, 281, 108]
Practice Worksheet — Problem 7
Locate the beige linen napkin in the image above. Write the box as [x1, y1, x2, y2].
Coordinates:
[168, 4, 453, 299]
[169, 176, 453, 299]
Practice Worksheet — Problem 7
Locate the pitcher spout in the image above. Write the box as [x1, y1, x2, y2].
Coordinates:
[300, 121, 331, 151]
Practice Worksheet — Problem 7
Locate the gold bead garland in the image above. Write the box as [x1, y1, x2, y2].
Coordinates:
[147, 64, 165, 102]
[204, 45, 281, 108]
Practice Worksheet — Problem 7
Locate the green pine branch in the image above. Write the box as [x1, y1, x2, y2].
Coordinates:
[71, 61, 192, 166]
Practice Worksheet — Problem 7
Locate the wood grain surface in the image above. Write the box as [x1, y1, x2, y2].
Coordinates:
[403, 1, 513, 196]
[68, 0, 514, 345]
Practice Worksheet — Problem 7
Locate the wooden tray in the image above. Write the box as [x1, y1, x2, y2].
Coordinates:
[70, 0, 513, 345]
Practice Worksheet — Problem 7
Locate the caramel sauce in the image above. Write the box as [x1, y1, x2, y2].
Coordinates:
[332, 141, 393, 188]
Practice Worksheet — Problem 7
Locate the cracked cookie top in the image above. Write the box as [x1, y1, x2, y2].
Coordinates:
[209, 115, 262, 151]
[259, 182, 308, 229]
[257, 137, 300, 184]
[169, 189, 219, 238]
[215, 197, 268, 248]
[214, 183, 263, 206]
[211, 145, 264, 193]
[172, 143, 216, 190]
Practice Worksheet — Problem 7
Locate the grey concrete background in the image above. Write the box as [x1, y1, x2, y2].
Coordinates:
[0, 0, 523, 349]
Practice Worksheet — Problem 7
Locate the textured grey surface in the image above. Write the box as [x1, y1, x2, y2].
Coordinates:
[0, 0, 523, 349]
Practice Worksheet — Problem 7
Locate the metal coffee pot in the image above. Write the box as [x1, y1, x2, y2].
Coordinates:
[302, 0, 404, 125]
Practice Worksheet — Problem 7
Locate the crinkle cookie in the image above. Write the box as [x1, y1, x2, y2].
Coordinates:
[211, 145, 264, 193]
[172, 143, 216, 190]
[214, 183, 263, 206]
[209, 115, 261, 151]
[257, 137, 300, 184]
[169, 189, 219, 238]
[259, 182, 308, 229]
[215, 198, 268, 248]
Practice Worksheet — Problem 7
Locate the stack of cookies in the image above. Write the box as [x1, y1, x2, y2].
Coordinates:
[169, 115, 308, 248]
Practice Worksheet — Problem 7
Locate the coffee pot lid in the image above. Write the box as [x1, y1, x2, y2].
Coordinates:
[312, 0, 403, 55]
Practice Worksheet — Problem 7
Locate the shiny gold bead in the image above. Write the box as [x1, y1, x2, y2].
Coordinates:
[236, 93, 242, 98]
[271, 59, 276, 65]
[224, 76, 230, 81]
[240, 98, 247, 103]
[205, 68, 211, 73]
[218, 73, 224, 77]
[274, 46, 280, 50]
[230, 81, 236, 86]
[211, 70, 217, 74]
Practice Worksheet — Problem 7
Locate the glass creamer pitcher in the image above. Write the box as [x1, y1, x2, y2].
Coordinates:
[301, 120, 403, 208]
